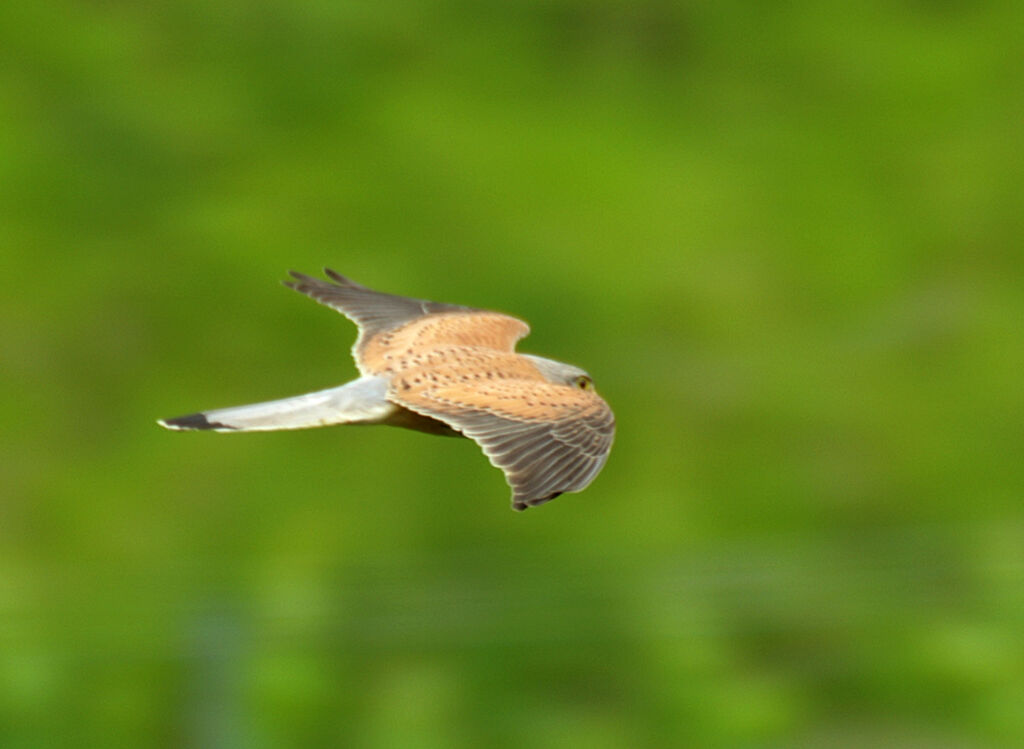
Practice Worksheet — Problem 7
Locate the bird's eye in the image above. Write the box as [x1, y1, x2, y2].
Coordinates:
[574, 375, 593, 390]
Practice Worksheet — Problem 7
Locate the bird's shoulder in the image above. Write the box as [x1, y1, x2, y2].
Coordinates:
[358, 311, 529, 374]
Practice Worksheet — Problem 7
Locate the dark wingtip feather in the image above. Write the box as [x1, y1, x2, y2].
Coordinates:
[158, 412, 233, 431]
[285, 269, 366, 293]
[283, 270, 325, 294]
[323, 268, 366, 288]
[512, 490, 562, 511]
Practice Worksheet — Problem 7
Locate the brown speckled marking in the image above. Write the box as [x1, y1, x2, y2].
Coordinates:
[359, 313, 530, 375]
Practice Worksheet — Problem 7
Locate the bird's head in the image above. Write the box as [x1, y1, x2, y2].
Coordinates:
[521, 354, 597, 392]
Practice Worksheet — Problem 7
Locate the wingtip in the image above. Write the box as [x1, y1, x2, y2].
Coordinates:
[284, 268, 364, 290]
[511, 491, 563, 511]
[323, 268, 365, 288]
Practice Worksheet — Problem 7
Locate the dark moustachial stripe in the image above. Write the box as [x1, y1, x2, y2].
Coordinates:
[159, 412, 234, 431]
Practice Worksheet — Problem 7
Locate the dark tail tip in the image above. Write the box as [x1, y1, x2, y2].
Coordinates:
[158, 412, 232, 431]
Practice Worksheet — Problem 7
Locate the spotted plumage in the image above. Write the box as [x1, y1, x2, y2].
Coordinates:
[159, 269, 615, 510]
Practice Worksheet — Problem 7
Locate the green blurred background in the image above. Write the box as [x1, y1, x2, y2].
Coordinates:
[2, 1, 1023, 747]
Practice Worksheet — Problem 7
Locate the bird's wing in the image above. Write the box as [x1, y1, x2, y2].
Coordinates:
[284, 269, 529, 374]
[284, 268, 472, 338]
[389, 353, 615, 510]
[357, 311, 531, 375]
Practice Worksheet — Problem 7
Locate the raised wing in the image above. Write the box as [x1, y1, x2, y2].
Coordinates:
[284, 269, 530, 374]
[285, 268, 470, 333]
[389, 354, 615, 510]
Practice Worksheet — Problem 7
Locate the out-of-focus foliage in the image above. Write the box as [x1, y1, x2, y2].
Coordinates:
[2, 1, 1022, 747]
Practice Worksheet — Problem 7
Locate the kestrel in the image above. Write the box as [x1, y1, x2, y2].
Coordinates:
[159, 269, 615, 510]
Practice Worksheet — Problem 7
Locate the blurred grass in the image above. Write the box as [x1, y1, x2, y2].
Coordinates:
[2, 1, 1023, 747]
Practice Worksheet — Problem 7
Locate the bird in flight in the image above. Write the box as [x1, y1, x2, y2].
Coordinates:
[159, 269, 615, 510]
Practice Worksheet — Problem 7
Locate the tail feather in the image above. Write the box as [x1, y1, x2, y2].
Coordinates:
[160, 411, 234, 431]
[158, 376, 394, 433]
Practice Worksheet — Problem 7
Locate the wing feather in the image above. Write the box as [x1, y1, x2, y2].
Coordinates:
[283, 269, 473, 336]
[390, 359, 615, 510]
